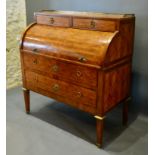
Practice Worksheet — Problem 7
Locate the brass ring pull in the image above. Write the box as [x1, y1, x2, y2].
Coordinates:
[52, 65, 59, 72]
[50, 18, 55, 24]
[76, 71, 82, 77]
[33, 59, 37, 64]
[52, 84, 59, 92]
[76, 92, 82, 98]
[90, 20, 95, 28]
[78, 56, 87, 62]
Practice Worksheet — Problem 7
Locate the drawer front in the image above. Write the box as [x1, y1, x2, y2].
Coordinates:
[38, 74, 96, 107]
[36, 15, 71, 27]
[73, 18, 116, 32]
[25, 71, 97, 107]
[23, 52, 97, 89]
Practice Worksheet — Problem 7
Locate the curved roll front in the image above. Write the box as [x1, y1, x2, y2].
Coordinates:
[20, 24, 118, 68]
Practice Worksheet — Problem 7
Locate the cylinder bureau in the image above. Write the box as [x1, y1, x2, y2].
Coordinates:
[20, 10, 135, 148]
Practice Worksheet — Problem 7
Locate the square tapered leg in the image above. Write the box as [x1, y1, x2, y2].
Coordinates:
[122, 97, 131, 126]
[22, 88, 30, 114]
[95, 115, 105, 148]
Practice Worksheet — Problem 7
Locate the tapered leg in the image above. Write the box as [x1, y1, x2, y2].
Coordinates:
[96, 119, 104, 148]
[122, 97, 130, 126]
[23, 88, 30, 114]
[95, 116, 105, 148]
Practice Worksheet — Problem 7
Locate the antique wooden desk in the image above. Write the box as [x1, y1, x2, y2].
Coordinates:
[20, 10, 135, 147]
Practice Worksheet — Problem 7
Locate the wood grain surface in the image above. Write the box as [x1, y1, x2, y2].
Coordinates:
[20, 10, 135, 147]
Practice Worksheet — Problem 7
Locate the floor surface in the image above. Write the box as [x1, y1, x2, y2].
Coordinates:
[6, 87, 148, 155]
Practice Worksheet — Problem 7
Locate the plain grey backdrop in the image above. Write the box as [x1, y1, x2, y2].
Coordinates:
[25, 0, 148, 115]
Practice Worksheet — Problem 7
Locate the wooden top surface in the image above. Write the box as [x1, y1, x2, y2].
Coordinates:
[35, 10, 134, 19]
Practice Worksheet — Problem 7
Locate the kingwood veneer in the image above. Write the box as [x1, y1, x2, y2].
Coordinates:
[20, 10, 135, 148]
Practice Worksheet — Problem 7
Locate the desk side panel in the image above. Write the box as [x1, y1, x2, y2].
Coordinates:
[104, 18, 135, 65]
[103, 62, 132, 113]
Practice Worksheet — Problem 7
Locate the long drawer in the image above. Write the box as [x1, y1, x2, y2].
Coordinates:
[22, 51, 97, 90]
[25, 70, 97, 108]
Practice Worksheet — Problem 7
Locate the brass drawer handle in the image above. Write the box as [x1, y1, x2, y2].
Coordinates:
[33, 59, 37, 64]
[50, 18, 55, 24]
[52, 84, 59, 92]
[52, 65, 59, 72]
[76, 71, 82, 77]
[90, 20, 95, 28]
[76, 92, 82, 98]
[78, 56, 87, 62]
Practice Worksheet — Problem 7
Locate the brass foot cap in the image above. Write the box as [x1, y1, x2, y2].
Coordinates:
[22, 87, 28, 91]
[26, 111, 30, 114]
[123, 122, 128, 126]
[96, 143, 102, 148]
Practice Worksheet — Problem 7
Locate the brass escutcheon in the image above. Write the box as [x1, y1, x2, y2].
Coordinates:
[76, 91, 82, 98]
[52, 84, 59, 92]
[76, 70, 82, 77]
[52, 65, 59, 72]
[50, 18, 55, 24]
